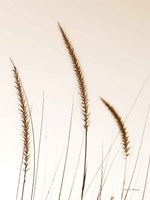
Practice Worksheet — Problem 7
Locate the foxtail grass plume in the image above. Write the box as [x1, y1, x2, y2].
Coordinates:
[11, 59, 30, 200]
[58, 23, 89, 130]
[58, 23, 90, 199]
[100, 98, 130, 157]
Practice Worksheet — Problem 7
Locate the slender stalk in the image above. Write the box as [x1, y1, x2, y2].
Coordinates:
[96, 141, 104, 200]
[81, 129, 88, 199]
[16, 152, 23, 200]
[101, 148, 120, 190]
[42, 132, 48, 200]
[21, 172, 27, 200]
[121, 158, 127, 200]
[45, 140, 68, 200]
[32, 92, 45, 200]
[142, 156, 150, 200]
[58, 95, 74, 200]
[68, 134, 84, 200]
[124, 104, 150, 200]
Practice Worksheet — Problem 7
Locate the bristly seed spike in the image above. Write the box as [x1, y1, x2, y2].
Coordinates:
[100, 97, 130, 157]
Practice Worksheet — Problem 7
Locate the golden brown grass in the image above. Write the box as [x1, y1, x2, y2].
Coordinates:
[58, 23, 89, 130]
[9, 24, 150, 200]
[100, 98, 130, 157]
[100, 97, 130, 200]
[58, 23, 89, 200]
[11, 59, 31, 200]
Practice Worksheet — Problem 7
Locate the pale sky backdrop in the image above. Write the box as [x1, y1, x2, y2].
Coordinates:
[0, 0, 150, 200]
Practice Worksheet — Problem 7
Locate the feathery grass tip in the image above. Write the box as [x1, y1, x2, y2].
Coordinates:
[100, 98, 130, 157]
[58, 23, 89, 130]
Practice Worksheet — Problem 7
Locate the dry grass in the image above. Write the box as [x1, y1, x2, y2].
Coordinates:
[58, 23, 89, 130]
[100, 98, 130, 158]
[8, 24, 150, 200]
[11, 59, 31, 200]
[100, 98, 130, 200]
[58, 23, 90, 200]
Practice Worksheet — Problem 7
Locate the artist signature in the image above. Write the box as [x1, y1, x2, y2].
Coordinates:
[124, 188, 140, 191]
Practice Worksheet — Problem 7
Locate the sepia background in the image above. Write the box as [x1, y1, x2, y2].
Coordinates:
[0, 0, 150, 199]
